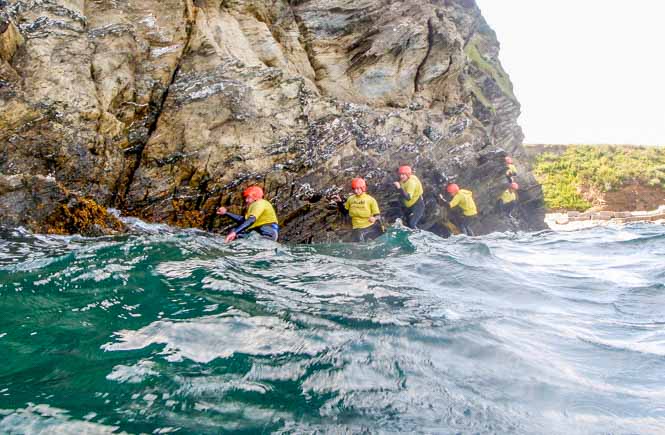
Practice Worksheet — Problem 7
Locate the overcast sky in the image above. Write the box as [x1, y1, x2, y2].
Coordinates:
[475, 0, 665, 145]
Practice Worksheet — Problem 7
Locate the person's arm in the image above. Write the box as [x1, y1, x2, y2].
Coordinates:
[369, 198, 381, 223]
[334, 196, 349, 216]
[449, 194, 461, 210]
[225, 211, 244, 223]
[233, 215, 257, 234]
[225, 214, 257, 243]
[393, 182, 411, 200]
[217, 207, 245, 224]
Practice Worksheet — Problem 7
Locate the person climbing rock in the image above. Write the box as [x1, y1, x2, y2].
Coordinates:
[497, 182, 519, 217]
[393, 165, 425, 229]
[332, 177, 384, 242]
[505, 156, 518, 182]
[217, 186, 279, 243]
[440, 183, 477, 236]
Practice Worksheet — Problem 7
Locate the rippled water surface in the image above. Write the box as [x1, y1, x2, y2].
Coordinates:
[1, 223, 664, 434]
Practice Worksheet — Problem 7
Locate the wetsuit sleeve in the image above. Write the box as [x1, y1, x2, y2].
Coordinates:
[233, 215, 257, 234]
[399, 187, 411, 200]
[338, 197, 350, 215]
[224, 212, 245, 223]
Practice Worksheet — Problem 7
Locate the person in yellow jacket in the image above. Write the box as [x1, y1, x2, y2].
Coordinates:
[497, 182, 519, 216]
[217, 186, 279, 242]
[333, 177, 384, 242]
[441, 183, 477, 236]
[393, 165, 425, 229]
[505, 156, 518, 182]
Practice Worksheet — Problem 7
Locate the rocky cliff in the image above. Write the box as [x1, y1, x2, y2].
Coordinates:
[0, 0, 545, 241]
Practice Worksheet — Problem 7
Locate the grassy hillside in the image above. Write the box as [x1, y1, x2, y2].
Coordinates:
[532, 145, 665, 211]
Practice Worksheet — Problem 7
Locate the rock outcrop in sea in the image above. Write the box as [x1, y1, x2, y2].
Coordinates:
[0, 0, 546, 241]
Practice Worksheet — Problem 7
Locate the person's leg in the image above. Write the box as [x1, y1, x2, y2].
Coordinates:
[407, 198, 425, 229]
[354, 222, 384, 242]
[448, 209, 464, 235]
[402, 206, 412, 227]
[462, 216, 476, 236]
[364, 222, 384, 241]
[257, 224, 279, 241]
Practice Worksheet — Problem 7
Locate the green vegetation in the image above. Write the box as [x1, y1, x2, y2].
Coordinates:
[533, 145, 665, 211]
[464, 37, 516, 102]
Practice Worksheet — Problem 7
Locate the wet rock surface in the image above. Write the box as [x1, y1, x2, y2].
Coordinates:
[1, 0, 545, 239]
[0, 174, 125, 235]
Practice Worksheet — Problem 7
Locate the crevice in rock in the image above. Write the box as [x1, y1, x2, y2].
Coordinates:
[119, 2, 197, 210]
[88, 44, 105, 140]
[414, 18, 434, 94]
[85, 0, 103, 136]
[288, 5, 322, 94]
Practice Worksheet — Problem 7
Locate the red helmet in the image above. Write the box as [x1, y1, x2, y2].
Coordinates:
[510, 182, 519, 190]
[398, 165, 412, 176]
[351, 177, 367, 192]
[505, 156, 513, 164]
[446, 183, 460, 194]
[242, 185, 264, 200]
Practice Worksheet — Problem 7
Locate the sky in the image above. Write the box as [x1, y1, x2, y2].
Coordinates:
[475, 0, 665, 145]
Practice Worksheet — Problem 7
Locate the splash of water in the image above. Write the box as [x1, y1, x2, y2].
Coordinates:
[1, 223, 664, 433]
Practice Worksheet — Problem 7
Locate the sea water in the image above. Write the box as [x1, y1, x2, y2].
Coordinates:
[1, 222, 664, 433]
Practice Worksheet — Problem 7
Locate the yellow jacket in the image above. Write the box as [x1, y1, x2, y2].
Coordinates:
[345, 193, 380, 229]
[499, 189, 517, 204]
[245, 199, 278, 229]
[449, 189, 477, 216]
[399, 175, 424, 208]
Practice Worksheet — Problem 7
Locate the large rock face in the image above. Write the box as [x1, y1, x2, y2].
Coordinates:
[0, 0, 545, 240]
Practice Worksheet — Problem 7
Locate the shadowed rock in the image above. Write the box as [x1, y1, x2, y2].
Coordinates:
[0, 174, 125, 236]
[1, 0, 545, 240]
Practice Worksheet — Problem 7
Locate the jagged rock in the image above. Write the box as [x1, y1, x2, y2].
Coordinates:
[1, 0, 545, 240]
[0, 15, 23, 63]
[0, 174, 125, 236]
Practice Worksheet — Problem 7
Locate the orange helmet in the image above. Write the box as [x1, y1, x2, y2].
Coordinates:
[242, 185, 264, 200]
[351, 177, 366, 192]
[446, 183, 460, 194]
[510, 182, 519, 190]
[398, 165, 412, 176]
[505, 156, 513, 164]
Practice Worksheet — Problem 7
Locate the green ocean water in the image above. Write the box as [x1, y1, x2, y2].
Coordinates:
[1, 223, 664, 434]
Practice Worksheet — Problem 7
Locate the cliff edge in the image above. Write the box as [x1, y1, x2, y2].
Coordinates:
[0, 0, 545, 240]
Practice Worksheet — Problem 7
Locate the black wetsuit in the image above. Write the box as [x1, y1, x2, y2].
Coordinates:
[351, 222, 384, 242]
[224, 212, 279, 241]
[448, 209, 475, 236]
[497, 200, 517, 216]
[400, 196, 425, 229]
